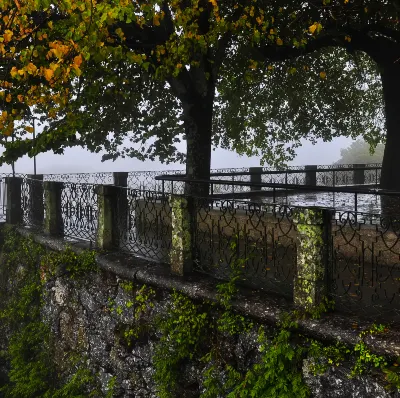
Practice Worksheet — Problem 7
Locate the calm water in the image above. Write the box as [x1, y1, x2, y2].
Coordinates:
[258, 191, 400, 217]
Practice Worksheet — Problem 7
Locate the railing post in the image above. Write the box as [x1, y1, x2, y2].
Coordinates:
[113, 172, 128, 187]
[96, 185, 119, 250]
[305, 165, 317, 186]
[353, 164, 365, 185]
[169, 195, 194, 275]
[249, 167, 262, 191]
[44, 181, 64, 236]
[293, 208, 332, 312]
[27, 174, 44, 227]
[5, 177, 23, 224]
[113, 172, 128, 244]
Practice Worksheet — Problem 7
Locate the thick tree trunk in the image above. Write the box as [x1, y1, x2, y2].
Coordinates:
[380, 63, 400, 191]
[183, 92, 214, 197]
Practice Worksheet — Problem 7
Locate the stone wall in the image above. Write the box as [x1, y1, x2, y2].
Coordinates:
[0, 227, 400, 397]
[42, 270, 398, 398]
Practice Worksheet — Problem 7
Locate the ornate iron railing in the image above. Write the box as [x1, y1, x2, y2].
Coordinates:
[40, 164, 384, 195]
[44, 172, 114, 185]
[115, 188, 171, 264]
[61, 183, 98, 242]
[21, 177, 44, 230]
[331, 211, 400, 322]
[194, 199, 297, 297]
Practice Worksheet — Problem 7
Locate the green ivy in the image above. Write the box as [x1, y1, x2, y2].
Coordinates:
[0, 227, 104, 397]
[153, 291, 209, 398]
[109, 282, 156, 345]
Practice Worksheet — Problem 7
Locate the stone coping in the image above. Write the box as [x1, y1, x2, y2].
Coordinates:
[15, 227, 400, 359]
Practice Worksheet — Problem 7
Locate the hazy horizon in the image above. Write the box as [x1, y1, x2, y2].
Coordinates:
[0, 136, 365, 175]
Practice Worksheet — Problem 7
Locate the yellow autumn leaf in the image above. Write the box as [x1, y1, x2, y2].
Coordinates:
[5, 94, 11, 102]
[10, 67, 18, 78]
[153, 14, 160, 26]
[73, 54, 83, 68]
[3, 30, 13, 43]
[26, 62, 37, 75]
[309, 24, 317, 34]
[24, 126, 34, 133]
[276, 38, 283, 46]
[320, 71, 327, 79]
[44, 68, 54, 81]
[17, 95, 24, 102]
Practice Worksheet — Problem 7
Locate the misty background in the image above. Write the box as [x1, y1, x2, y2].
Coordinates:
[0, 136, 355, 174]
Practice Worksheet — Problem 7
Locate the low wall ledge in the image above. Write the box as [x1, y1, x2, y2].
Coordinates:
[15, 226, 400, 360]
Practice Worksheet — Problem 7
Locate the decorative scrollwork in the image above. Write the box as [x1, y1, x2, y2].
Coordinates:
[61, 183, 98, 242]
[331, 210, 400, 323]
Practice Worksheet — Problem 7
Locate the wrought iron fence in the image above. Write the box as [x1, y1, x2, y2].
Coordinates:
[194, 199, 297, 297]
[44, 172, 114, 185]
[0, 175, 9, 222]
[115, 188, 172, 263]
[5, 169, 400, 323]
[127, 170, 184, 192]
[331, 211, 400, 323]
[61, 183, 98, 242]
[40, 163, 384, 195]
[21, 177, 44, 230]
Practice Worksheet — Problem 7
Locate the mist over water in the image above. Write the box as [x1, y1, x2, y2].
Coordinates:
[0, 137, 354, 175]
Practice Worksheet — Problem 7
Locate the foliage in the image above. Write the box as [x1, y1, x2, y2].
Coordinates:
[0, 227, 105, 397]
[109, 282, 156, 345]
[0, 0, 388, 173]
[215, 238, 253, 336]
[153, 290, 209, 398]
[335, 138, 385, 165]
[40, 246, 98, 281]
[351, 324, 389, 376]
[227, 326, 310, 398]
[307, 340, 350, 376]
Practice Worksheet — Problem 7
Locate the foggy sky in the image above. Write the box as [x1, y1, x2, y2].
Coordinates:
[0, 136, 356, 175]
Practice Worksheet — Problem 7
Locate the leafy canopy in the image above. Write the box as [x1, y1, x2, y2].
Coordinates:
[0, 0, 387, 166]
[336, 138, 384, 165]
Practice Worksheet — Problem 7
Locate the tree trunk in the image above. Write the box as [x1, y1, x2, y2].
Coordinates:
[183, 92, 214, 197]
[380, 63, 400, 191]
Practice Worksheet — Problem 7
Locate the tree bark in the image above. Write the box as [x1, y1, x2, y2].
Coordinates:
[183, 90, 214, 197]
[380, 62, 400, 191]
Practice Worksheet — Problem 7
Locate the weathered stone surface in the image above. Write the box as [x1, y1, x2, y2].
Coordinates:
[10, 228, 400, 397]
[303, 359, 399, 398]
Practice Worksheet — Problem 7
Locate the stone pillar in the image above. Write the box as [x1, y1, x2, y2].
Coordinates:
[113, 172, 128, 187]
[5, 177, 23, 224]
[27, 174, 44, 227]
[44, 181, 64, 236]
[249, 167, 262, 191]
[293, 208, 332, 312]
[305, 165, 317, 186]
[353, 164, 365, 185]
[96, 185, 119, 250]
[169, 195, 194, 276]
